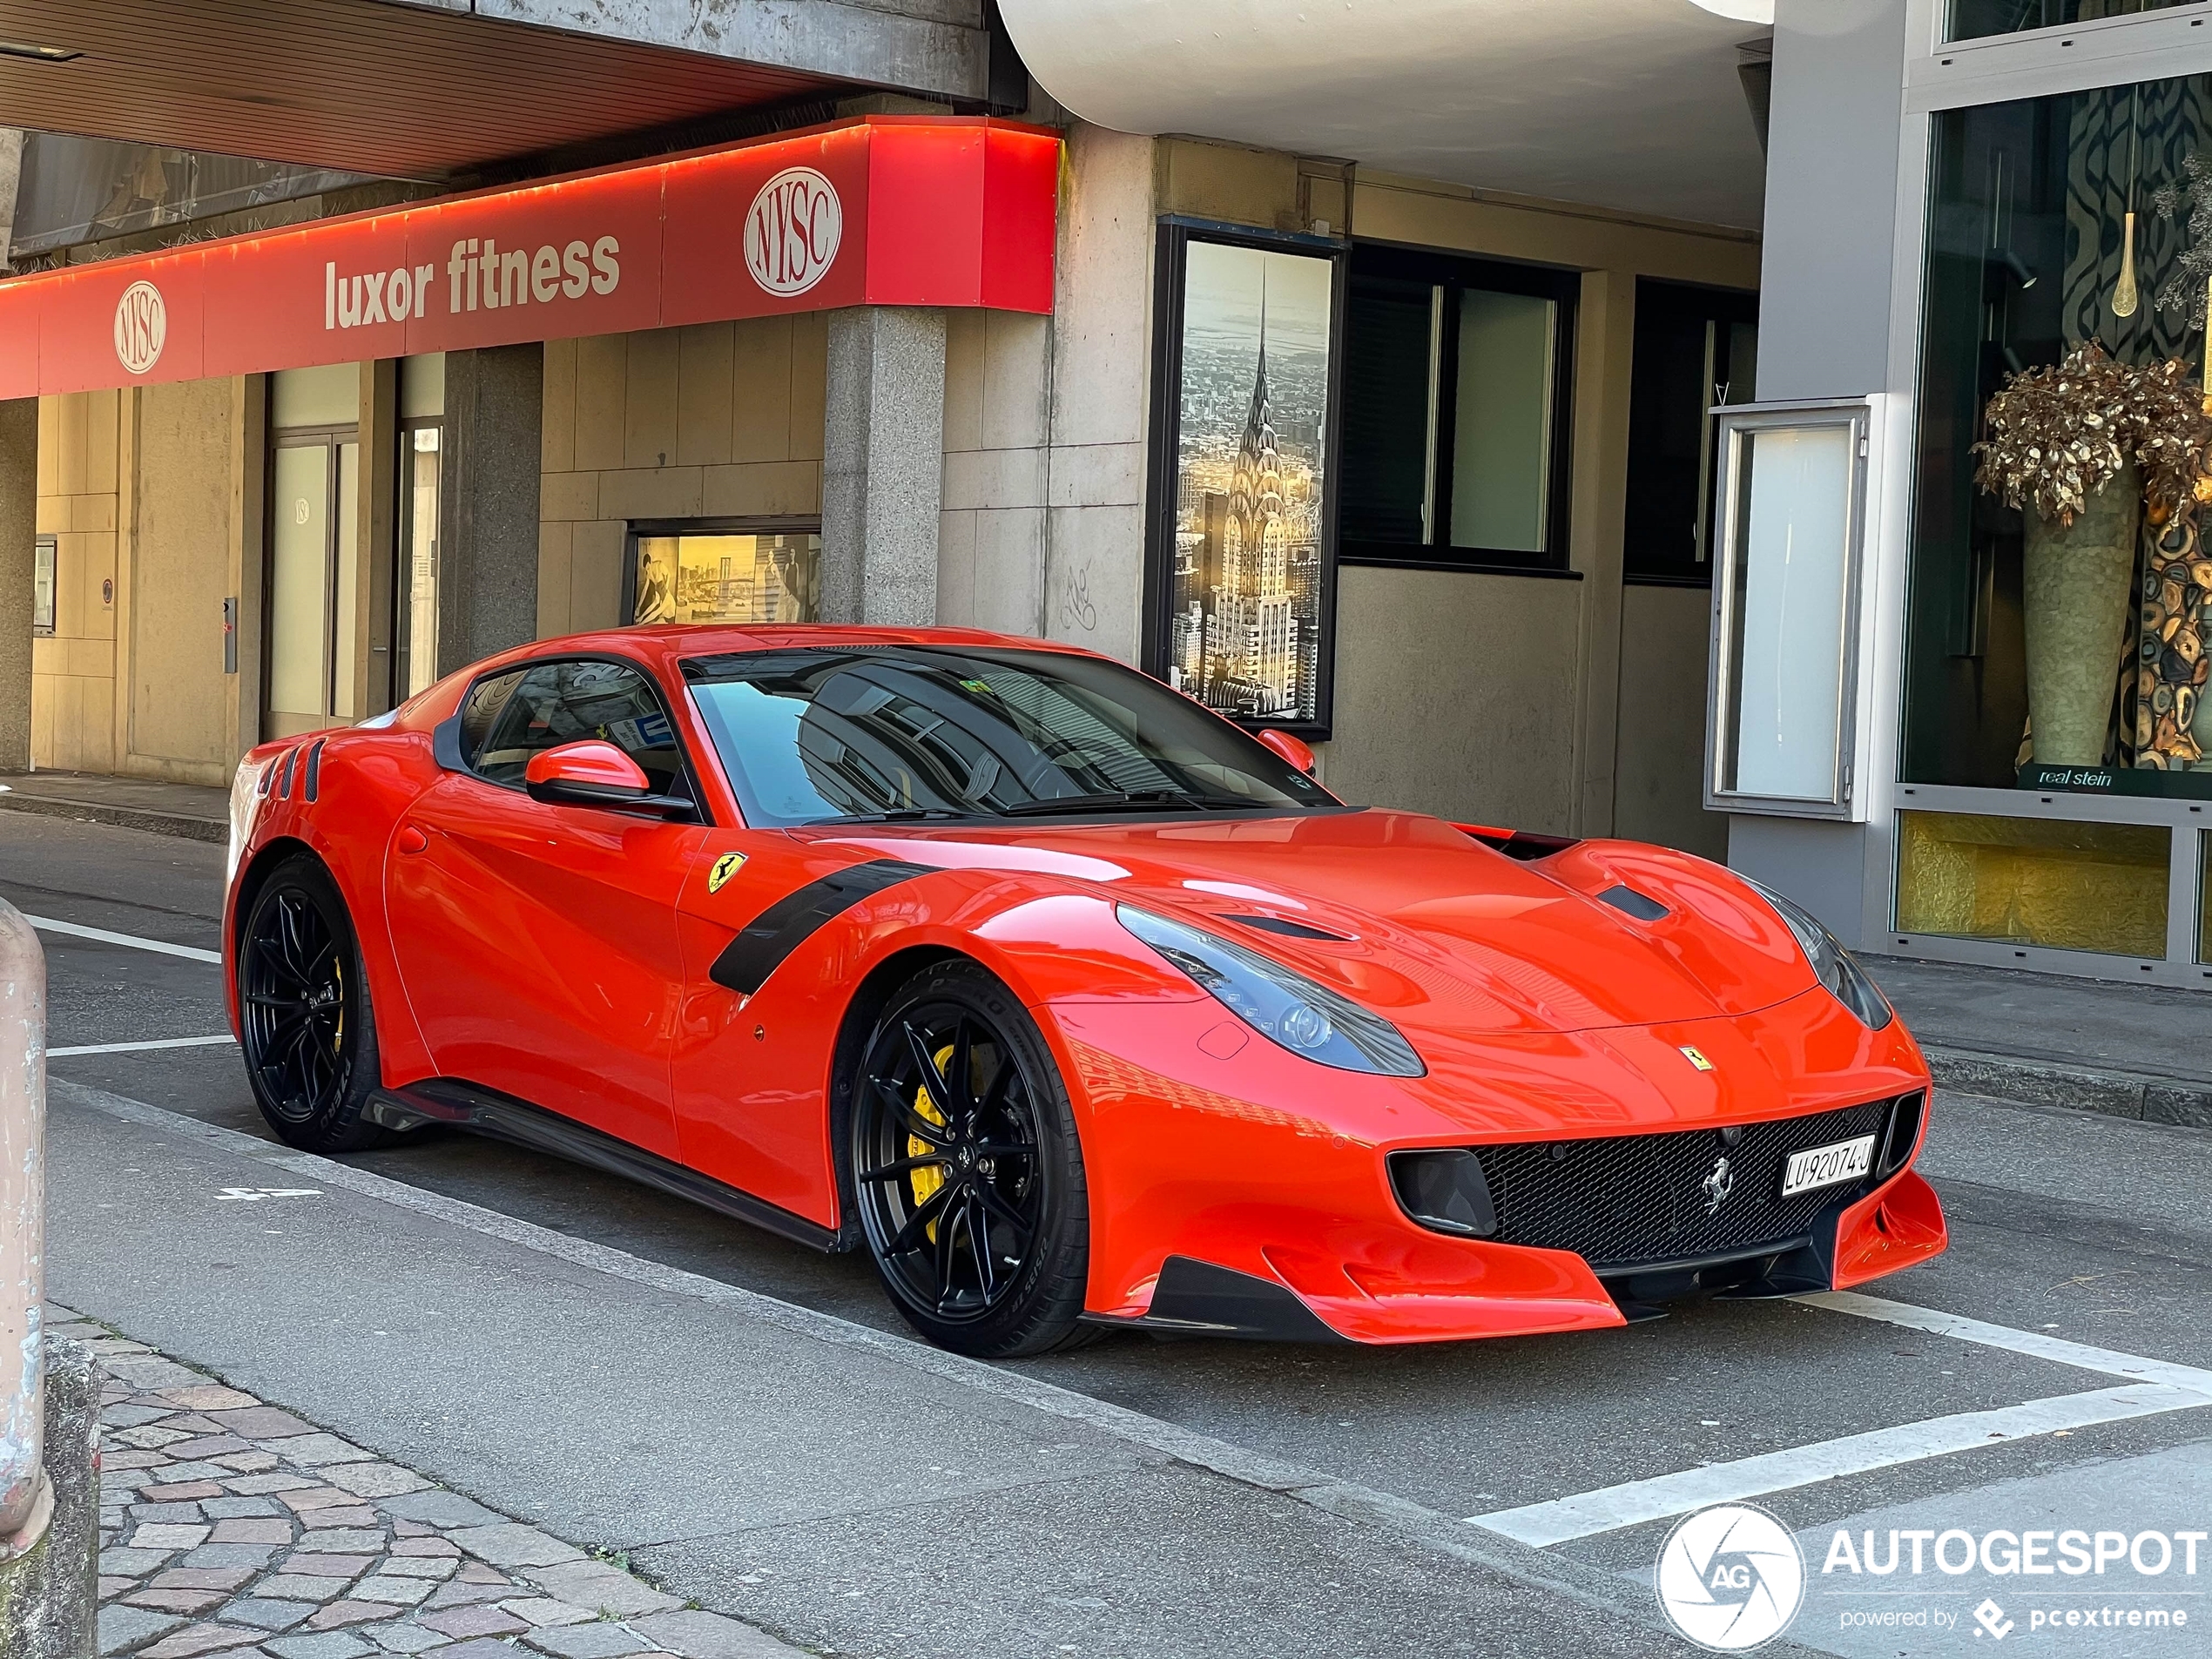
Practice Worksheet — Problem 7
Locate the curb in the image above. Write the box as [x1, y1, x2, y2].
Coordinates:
[1923, 1042, 2212, 1130]
[0, 794, 226, 846]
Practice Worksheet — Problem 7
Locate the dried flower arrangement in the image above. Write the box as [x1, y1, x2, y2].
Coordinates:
[1973, 343, 2212, 526]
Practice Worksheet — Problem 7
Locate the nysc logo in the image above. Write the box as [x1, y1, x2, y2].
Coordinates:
[1656, 1502, 1806, 1652]
[113, 280, 166, 376]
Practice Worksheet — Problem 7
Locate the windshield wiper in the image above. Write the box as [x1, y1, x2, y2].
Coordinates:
[807, 807, 970, 825]
[1000, 790, 1253, 817]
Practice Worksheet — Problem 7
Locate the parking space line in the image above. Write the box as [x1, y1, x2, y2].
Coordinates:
[24, 914, 222, 964]
[49, 1035, 236, 1057]
[1469, 1384, 2210, 1546]
[1796, 1289, 2212, 1393]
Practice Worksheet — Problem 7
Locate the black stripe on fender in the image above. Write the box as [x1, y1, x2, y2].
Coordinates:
[709, 860, 936, 995]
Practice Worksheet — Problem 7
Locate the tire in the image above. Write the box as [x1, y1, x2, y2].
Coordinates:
[850, 961, 1096, 1358]
[236, 855, 396, 1154]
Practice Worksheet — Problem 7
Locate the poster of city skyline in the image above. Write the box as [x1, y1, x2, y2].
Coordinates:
[1163, 235, 1338, 729]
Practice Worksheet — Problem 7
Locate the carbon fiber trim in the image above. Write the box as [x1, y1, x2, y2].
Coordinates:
[708, 860, 936, 995]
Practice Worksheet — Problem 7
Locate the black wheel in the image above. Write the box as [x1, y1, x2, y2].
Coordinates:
[851, 961, 1095, 1358]
[237, 857, 395, 1153]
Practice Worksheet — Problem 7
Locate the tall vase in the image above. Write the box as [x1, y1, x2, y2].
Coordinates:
[2024, 463, 2141, 767]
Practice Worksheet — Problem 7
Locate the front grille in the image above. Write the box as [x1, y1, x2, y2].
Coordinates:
[1477, 1097, 1903, 1271]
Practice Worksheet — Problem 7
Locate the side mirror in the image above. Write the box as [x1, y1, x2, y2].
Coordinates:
[524, 740, 690, 816]
[1255, 727, 1316, 775]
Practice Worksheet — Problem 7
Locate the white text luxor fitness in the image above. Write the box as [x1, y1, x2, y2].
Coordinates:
[324, 235, 622, 329]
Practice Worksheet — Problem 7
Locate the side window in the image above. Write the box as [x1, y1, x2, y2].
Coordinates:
[462, 660, 689, 797]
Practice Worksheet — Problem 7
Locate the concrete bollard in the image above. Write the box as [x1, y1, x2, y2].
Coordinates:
[0, 895, 87, 1656]
[0, 895, 44, 1550]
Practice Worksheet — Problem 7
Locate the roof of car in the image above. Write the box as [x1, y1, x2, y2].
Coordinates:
[523, 624, 1100, 667]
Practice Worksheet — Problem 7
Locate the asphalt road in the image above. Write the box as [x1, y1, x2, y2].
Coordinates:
[10, 808, 2212, 1659]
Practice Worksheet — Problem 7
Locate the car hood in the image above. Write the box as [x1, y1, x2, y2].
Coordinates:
[803, 807, 1822, 1040]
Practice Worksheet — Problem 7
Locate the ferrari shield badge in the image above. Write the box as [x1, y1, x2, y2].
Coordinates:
[1679, 1045, 1716, 1072]
[706, 851, 747, 894]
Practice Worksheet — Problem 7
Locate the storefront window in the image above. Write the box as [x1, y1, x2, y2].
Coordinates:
[628, 529, 821, 626]
[1625, 280, 1758, 585]
[1908, 73, 2212, 802]
[1339, 245, 1575, 573]
[1897, 810, 2171, 958]
[1947, 0, 2200, 43]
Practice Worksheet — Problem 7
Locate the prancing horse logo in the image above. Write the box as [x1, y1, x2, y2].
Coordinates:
[1702, 1156, 1735, 1215]
[706, 851, 747, 894]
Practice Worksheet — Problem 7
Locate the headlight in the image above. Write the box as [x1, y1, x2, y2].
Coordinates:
[227, 756, 272, 887]
[1116, 905, 1425, 1076]
[1747, 880, 1893, 1030]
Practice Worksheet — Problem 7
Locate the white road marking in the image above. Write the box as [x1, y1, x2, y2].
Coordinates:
[50, 1035, 236, 1058]
[1469, 1385, 2212, 1547]
[1796, 1289, 2212, 1394]
[1469, 1291, 2212, 1547]
[25, 914, 221, 964]
[215, 1188, 322, 1201]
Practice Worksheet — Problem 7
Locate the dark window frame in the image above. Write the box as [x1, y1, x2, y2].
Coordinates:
[1623, 277, 1760, 590]
[436, 651, 715, 824]
[620, 516, 825, 627]
[1337, 239, 1581, 578]
[1140, 215, 1349, 742]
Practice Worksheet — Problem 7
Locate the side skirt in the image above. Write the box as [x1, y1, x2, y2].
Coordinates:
[365, 1080, 848, 1254]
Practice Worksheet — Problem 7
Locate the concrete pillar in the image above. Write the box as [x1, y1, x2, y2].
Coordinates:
[821, 307, 946, 626]
[0, 400, 35, 772]
[0, 131, 22, 273]
[436, 344, 542, 676]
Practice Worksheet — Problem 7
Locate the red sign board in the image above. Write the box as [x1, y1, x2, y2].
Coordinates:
[0, 117, 1059, 399]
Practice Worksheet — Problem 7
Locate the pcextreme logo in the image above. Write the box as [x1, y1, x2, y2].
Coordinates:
[1656, 1503, 1807, 1652]
[113, 280, 166, 375]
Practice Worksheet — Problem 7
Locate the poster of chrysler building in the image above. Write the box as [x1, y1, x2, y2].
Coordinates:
[1165, 239, 1335, 727]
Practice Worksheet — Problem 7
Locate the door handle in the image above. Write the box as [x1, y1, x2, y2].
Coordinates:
[397, 825, 429, 855]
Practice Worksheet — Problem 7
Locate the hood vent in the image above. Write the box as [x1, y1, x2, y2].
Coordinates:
[1228, 914, 1352, 942]
[1596, 885, 1669, 922]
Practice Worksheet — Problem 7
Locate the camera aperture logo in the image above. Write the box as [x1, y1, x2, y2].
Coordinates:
[1657, 1502, 1808, 1651]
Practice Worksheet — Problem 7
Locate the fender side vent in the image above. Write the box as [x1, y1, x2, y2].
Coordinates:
[276, 746, 298, 798]
[304, 738, 327, 803]
[1596, 884, 1669, 921]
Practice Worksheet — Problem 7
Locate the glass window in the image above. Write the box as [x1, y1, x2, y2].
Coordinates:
[684, 644, 1336, 827]
[1339, 245, 1575, 570]
[464, 659, 688, 797]
[1947, 0, 2201, 43]
[1625, 280, 1759, 585]
[630, 529, 820, 625]
[32, 536, 55, 637]
[397, 425, 442, 700]
[1909, 73, 2212, 806]
[1897, 810, 2170, 958]
[2202, 830, 2212, 962]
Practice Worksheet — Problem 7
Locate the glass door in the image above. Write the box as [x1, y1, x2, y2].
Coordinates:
[395, 422, 442, 700]
[266, 430, 360, 737]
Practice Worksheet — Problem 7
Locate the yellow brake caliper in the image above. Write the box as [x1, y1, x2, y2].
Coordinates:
[908, 1044, 956, 1240]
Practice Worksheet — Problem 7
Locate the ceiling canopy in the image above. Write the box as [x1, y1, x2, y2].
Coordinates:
[997, 0, 1771, 229]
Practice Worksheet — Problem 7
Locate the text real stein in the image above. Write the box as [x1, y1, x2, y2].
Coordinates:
[324, 236, 622, 328]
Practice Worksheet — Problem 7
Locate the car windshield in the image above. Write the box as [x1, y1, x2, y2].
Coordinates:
[682, 645, 1340, 827]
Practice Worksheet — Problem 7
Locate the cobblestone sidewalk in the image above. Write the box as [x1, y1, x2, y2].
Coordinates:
[66, 1305, 799, 1659]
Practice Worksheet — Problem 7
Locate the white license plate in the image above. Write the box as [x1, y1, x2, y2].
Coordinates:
[1781, 1133, 1877, 1197]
